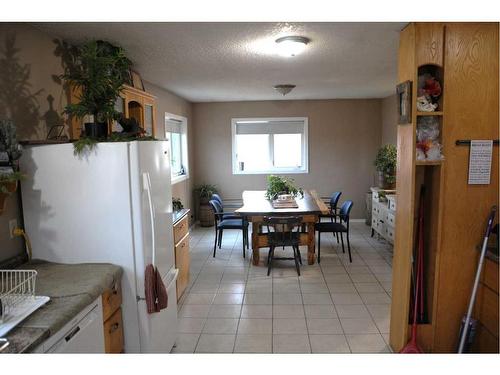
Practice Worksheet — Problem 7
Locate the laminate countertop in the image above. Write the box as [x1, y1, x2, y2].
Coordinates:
[1, 260, 122, 354]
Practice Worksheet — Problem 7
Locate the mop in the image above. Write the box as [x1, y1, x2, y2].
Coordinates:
[457, 205, 497, 353]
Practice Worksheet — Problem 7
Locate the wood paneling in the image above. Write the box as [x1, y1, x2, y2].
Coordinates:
[416, 23, 444, 66]
[390, 22, 499, 353]
[390, 23, 416, 352]
[433, 22, 499, 353]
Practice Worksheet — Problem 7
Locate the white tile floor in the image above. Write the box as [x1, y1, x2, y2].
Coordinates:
[172, 221, 393, 353]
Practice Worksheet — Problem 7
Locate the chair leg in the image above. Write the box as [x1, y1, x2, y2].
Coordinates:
[340, 232, 345, 254]
[267, 246, 275, 276]
[346, 231, 352, 263]
[336, 232, 340, 244]
[298, 246, 303, 265]
[246, 227, 250, 249]
[213, 227, 218, 257]
[218, 229, 223, 248]
[317, 231, 321, 264]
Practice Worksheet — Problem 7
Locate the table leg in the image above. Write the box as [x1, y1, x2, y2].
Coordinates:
[307, 222, 316, 265]
[252, 222, 260, 265]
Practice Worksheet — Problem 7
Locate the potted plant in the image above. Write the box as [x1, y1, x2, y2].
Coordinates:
[61, 40, 131, 138]
[374, 144, 397, 189]
[265, 175, 303, 200]
[172, 197, 184, 212]
[194, 184, 218, 227]
[0, 119, 23, 213]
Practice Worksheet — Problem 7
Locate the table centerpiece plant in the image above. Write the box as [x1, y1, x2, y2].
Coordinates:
[265, 175, 303, 201]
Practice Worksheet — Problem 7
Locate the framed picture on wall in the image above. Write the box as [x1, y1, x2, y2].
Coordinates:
[396, 80, 412, 124]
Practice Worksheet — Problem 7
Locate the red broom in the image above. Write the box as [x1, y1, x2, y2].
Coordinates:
[400, 187, 425, 354]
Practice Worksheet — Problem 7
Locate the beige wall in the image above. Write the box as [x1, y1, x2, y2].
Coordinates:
[381, 94, 397, 145]
[0, 23, 68, 263]
[192, 99, 382, 218]
[144, 81, 194, 224]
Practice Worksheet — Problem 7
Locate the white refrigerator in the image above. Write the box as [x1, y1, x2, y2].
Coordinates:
[20, 141, 178, 353]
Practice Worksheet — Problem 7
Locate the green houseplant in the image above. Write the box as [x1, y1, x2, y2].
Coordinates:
[172, 197, 184, 212]
[194, 184, 218, 227]
[0, 120, 23, 212]
[374, 144, 397, 189]
[265, 175, 303, 200]
[61, 40, 131, 138]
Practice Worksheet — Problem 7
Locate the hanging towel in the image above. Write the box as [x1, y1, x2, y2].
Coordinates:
[145, 264, 157, 313]
[145, 264, 169, 313]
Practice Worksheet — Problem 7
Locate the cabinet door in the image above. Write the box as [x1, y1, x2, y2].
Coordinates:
[175, 234, 190, 300]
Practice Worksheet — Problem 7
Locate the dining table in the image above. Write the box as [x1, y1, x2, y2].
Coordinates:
[235, 190, 329, 266]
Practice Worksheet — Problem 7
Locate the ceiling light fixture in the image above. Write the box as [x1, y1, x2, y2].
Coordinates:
[275, 36, 310, 57]
[273, 84, 296, 96]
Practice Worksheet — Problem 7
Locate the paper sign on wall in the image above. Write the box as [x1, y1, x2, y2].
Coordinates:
[468, 140, 493, 185]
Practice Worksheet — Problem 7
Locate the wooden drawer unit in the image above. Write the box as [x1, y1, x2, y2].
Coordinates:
[103, 308, 124, 354]
[175, 234, 190, 300]
[102, 282, 122, 322]
[173, 210, 191, 301]
[101, 280, 124, 353]
[173, 215, 189, 244]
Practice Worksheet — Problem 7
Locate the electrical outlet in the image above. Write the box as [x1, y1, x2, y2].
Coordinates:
[8, 219, 17, 239]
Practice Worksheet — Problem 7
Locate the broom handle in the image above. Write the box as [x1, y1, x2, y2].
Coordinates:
[458, 206, 497, 353]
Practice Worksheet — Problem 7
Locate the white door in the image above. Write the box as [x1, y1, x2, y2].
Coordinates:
[137, 268, 178, 353]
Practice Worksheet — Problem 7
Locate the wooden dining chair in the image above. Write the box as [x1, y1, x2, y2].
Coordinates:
[209, 199, 249, 258]
[315, 200, 354, 263]
[263, 216, 303, 276]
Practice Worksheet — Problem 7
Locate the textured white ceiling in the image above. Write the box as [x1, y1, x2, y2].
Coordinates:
[33, 22, 405, 102]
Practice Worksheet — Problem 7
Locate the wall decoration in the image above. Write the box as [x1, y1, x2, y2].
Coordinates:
[396, 80, 412, 124]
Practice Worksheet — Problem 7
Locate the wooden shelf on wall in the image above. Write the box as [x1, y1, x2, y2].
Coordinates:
[415, 160, 444, 166]
[417, 111, 444, 116]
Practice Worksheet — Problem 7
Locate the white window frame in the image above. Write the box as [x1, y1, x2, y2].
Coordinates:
[231, 117, 309, 175]
[165, 112, 189, 184]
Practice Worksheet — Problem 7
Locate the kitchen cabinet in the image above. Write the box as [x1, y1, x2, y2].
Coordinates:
[102, 280, 124, 353]
[173, 209, 191, 301]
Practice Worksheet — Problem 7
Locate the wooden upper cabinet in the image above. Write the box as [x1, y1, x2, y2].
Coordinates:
[416, 23, 445, 67]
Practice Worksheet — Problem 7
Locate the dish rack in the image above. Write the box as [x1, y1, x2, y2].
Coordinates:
[0, 270, 50, 337]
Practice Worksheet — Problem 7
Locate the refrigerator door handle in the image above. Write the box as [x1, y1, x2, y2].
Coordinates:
[143, 172, 156, 266]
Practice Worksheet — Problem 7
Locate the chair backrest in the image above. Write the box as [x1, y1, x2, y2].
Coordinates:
[330, 191, 342, 210]
[208, 199, 223, 221]
[211, 194, 223, 207]
[263, 216, 302, 245]
[339, 200, 354, 223]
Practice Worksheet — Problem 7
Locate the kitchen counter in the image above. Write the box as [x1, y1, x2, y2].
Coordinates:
[1, 260, 122, 354]
[173, 208, 190, 225]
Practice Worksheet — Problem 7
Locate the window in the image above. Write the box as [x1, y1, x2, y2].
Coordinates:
[231, 117, 308, 174]
[165, 113, 189, 183]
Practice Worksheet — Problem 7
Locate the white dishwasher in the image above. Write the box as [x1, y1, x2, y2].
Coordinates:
[37, 297, 105, 353]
